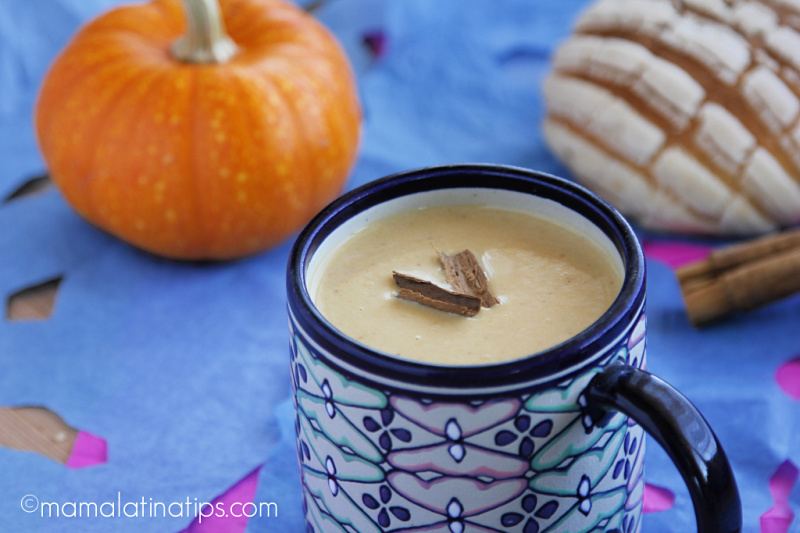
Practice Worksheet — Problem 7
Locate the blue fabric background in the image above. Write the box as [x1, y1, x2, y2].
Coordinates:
[1, 0, 798, 531]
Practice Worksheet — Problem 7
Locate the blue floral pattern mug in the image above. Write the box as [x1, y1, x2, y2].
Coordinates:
[287, 165, 742, 533]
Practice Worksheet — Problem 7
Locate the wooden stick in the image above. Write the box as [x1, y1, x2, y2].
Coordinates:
[677, 227, 800, 326]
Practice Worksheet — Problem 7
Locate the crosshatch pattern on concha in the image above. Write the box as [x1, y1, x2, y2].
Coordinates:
[544, 0, 800, 236]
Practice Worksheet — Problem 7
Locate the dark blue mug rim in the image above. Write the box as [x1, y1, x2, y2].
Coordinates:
[287, 164, 646, 392]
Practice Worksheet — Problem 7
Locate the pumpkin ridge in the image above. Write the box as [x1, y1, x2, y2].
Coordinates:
[186, 67, 267, 256]
[184, 65, 215, 258]
[78, 0, 184, 47]
[222, 0, 323, 49]
[35, 0, 362, 259]
[250, 57, 351, 208]
[95, 66, 192, 252]
[89, 67, 165, 216]
[39, 62, 154, 223]
[235, 65, 313, 247]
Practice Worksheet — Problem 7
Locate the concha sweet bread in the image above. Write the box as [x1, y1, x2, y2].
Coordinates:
[543, 0, 800, 235]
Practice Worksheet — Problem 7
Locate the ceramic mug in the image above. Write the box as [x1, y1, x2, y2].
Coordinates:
[286, 164, 741, 533]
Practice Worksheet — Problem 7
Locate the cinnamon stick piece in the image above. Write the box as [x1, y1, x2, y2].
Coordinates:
[393, 272, 482, 317]
[676, 228, 800, 326]
[438, 249, 500, 308]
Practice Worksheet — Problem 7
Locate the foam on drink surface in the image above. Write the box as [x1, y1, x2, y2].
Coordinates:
[312, 205, 623, 365]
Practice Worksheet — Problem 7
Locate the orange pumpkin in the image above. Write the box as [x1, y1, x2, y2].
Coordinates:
[35, 0, 361, 260]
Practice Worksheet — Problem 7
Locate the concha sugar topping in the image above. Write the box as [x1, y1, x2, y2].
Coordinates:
[543, 0, 800, 235]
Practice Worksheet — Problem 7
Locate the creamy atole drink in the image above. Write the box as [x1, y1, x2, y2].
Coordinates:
[311, 204, 623, 365]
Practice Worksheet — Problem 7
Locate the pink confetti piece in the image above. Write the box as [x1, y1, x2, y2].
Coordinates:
[642, 240, 711, 269]
[642, 483, 675, 514]
[65, 430, 108, 469]
[776, 357, 800, 400]
[179, 465, 262, 533]
[761, 460, 799, 533]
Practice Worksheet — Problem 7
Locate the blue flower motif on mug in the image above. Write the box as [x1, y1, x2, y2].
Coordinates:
[383, 396, 531, 531]
[613, 432, 638, 482]
[361, 484, 411, 528]
[577, 474, 593, 515]
[500, 492, 559, 533]
[607, 512, 639, 533]
[320, 380, 336, 419]
[446, 498, 465, 533]
[290, 316, 647, 533]
[388, 396, 522, 471]
[445, 418, 466, 462]
[362, 407, 412, 453]
[577, 392, 596, 434]
[289, 334, 308, 393]
[494, 414, 554, 459]
[325, 456, 339, 496]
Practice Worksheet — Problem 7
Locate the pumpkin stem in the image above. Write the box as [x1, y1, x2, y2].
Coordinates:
[171, 0, 238, 64]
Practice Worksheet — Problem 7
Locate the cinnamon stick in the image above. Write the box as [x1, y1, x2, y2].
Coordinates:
[438, 249, 500, 308]
[676, 228, 800, 326]
[393, 272, 482, 317]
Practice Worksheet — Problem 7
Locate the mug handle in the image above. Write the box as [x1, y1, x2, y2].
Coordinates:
[584, 360, 742, 533]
